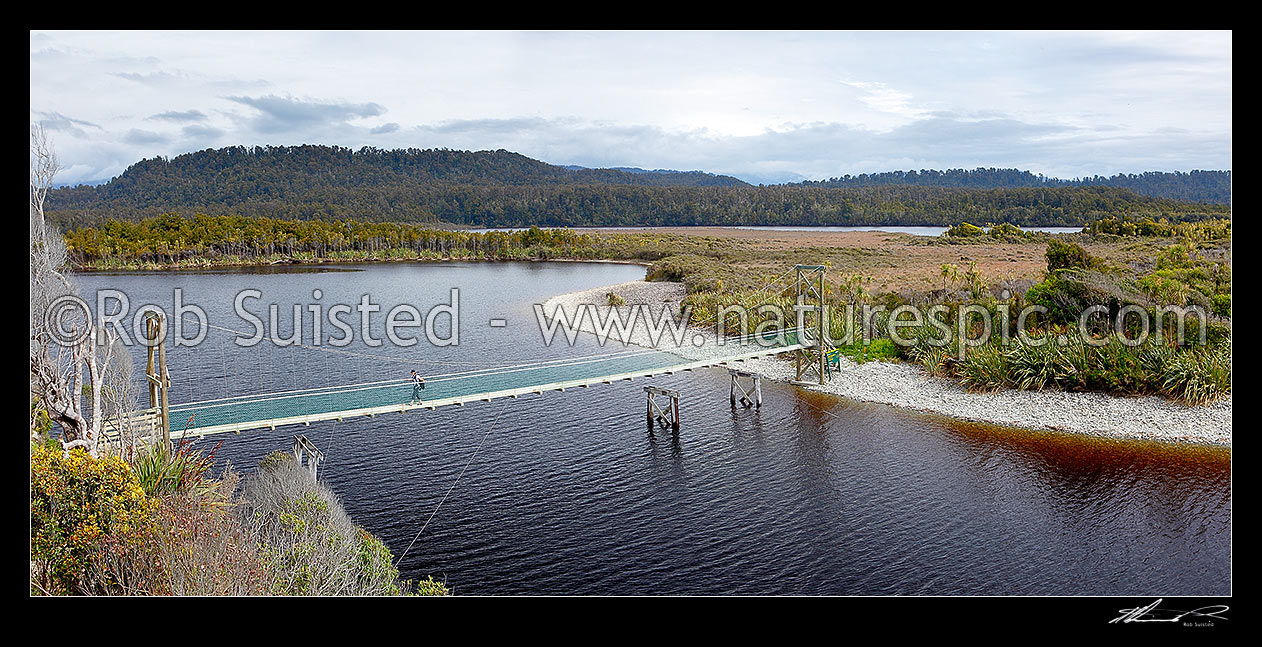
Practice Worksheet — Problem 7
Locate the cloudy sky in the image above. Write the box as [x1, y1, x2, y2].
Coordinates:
[30, 30, 1232, 186]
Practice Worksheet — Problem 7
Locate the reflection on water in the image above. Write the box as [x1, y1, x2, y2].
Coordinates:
[76, 262, 1229, 595]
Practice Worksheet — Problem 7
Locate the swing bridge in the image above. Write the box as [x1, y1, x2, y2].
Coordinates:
[108, 266, 835, 449]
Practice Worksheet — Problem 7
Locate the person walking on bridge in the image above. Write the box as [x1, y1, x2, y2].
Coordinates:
[411, 370, 426, 404]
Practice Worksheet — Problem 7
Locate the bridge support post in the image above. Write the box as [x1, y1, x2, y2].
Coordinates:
[144, 311, 171, 451]
[644, 386, 680, 431]
[729, 369, 762, 409]
[292, 434, 325, 481]
[793, 264, 831, 385]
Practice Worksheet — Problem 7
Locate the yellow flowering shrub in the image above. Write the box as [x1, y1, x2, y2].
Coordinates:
[30, 442, 161, 595]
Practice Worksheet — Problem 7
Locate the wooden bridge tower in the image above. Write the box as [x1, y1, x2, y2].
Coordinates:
[143, 311, 172, 450]
[793, 264, 831, 385]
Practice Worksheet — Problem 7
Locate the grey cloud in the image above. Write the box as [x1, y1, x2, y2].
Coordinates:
[35, 111, 102, 138]
[370, 122, 400, 135]
[226, 94, 386, 134]
[149, 110, 208, 122]
[113, 71, 182, 85]
[122, 129, 170, 145]
[183, 124, 225, 140]
[403, 115, 1225, 184]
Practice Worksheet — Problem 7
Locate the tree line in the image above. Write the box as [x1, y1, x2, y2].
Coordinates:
[796, 168, 1231, 204]
[46, 145, 1231, 229]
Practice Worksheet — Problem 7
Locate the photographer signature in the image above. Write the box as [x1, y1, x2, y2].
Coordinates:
[1110, 598, 1229, 624]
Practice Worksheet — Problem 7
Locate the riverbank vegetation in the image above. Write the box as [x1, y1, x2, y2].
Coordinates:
[658, 231, 1231, 405]
[30, 437, 449, 596]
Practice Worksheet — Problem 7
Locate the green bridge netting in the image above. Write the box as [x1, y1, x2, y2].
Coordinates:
[168, 328, 806, 436]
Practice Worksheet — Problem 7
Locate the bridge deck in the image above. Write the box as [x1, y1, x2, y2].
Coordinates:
[166, 333, 806, 438]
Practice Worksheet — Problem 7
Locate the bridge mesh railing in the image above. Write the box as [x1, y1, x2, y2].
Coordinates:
[168, 327, 802, 435]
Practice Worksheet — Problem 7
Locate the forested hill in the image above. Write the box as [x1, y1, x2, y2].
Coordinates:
[49, 145, 748, 208]
[796, 168, 1231, 204]
[46, 145, 1231, 229]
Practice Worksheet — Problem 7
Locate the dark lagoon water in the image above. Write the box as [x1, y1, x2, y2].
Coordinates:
[77, 262, 1229, 595]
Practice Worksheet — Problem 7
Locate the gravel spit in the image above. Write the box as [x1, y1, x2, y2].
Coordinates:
[544, 280, 1232, 447]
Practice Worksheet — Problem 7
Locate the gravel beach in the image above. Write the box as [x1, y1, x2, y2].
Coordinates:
[543, 279, 1232, 447]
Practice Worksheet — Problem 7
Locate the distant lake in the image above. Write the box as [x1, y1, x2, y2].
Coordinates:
[465, 225, 1084, 236]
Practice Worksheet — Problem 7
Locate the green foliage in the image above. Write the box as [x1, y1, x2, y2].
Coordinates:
[959, 343, 1011, 391]
[1024, 273, 1087, 325]
[408, 575, 451, 596]
[800, 167, 1231, 204]
[1045, 239, 1097, 271]
[985, 222, 1028, 239]
[31, 396, 52, 436]
[130, 439, 218, 499]
[915, 345, 954, 378]
[258, 450, 294, 471]
[1211, 293, 1231, 318]
[647, 254, 729, 293]
[606, 291, 626, 307]
[945, 222, 986, 237]
[1007, 337, 1062, 391]
[1161, 341, 1232, 404]
[832, 338, 900, 363]
[356, 528, 402, 596]
[1087, 215, 1232, 239]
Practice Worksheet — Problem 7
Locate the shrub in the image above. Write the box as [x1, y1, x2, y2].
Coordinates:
[1211, 293, 1231, 318]
[1007, 339, 1060, 391]
[31, 397, 52, 439]
[410, 575, 451, 596]
[606, 291, 626, 307]
[152, 468, 268, 595]
[959, 343, 1011, 391]
[240, 452, 406, 595]
[945, 222, 986, 237]
[1045, 239, 1095, 271]
[1161, 343, 1232, 404]
[1024, 273, 1086, 325]
[31, 443, 160, 595]
[916, 345, 954, 378]
[130, 439, 219, 499]
[987, 222, 1028, 239]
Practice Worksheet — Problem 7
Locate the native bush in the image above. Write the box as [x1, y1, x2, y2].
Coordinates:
[410, 575, 451, 596]
[833, 338, 900, 364]
[1045, 239, 1096, 271]
[917, 345, 955, 378]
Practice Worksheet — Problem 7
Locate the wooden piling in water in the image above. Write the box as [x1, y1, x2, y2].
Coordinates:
[644, 386, 680, 431]
[729, 369, 762, 409]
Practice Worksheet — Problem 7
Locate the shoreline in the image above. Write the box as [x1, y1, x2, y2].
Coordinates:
[543, 279, 1232, 448]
